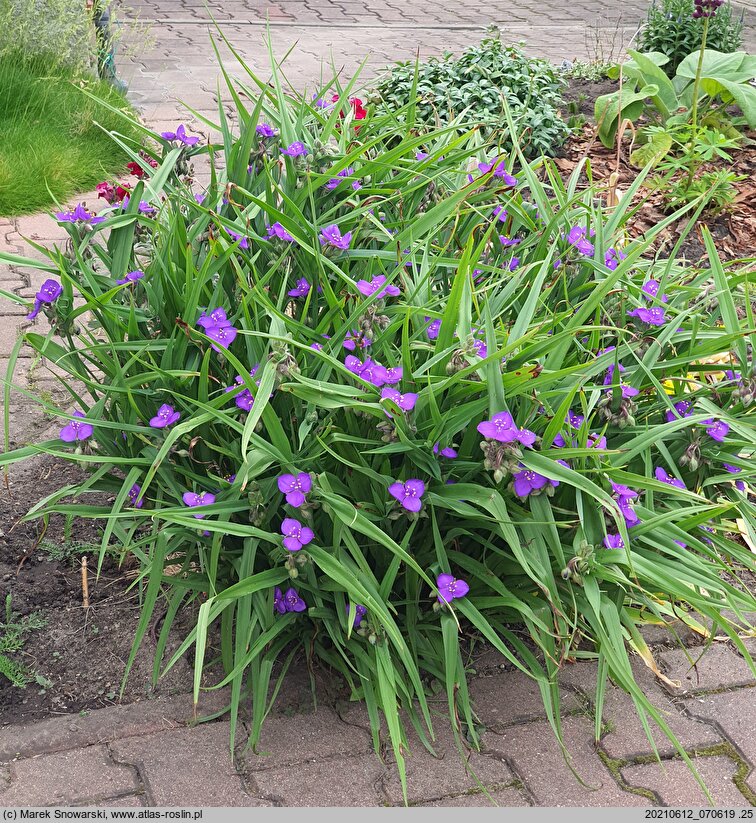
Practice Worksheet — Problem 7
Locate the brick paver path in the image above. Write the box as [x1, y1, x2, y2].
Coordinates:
[1, 633, 755, 806]
[2, 0, 756, 808]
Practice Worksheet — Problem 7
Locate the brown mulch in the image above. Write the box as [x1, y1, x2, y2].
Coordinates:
[552, 122, 756, 263]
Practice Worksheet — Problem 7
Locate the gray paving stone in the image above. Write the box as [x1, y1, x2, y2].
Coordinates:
[110, 721, 268, 806]
[416, 786, 526, 806]
[241, 705, 371, 771]
[470, 669, 582, 729]
[0, 691, 230, 763]
[382, 718, 514, 805]
[660, 645, 756, 694]
[687, 689, 756, 793]
[252, 754, 385, 806]
[0, 745, 139, 806]
[622, 757, 750, 807]
[482, 717, 651, 807]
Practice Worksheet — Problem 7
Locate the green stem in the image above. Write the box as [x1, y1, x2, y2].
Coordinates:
[684, 14, 710, 190]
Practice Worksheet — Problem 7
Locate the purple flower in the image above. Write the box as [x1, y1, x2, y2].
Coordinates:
[478, 157, 517, 186]
[627, 306, 666, 326]
[227, 230, 249, 250]
[182, 490, 216, 518]
[477, 412, 536, 446]
[436, 573, 469, 604]
[204, 323, 237, 351]
[324, 166, 360, 191]
[160, 124, 200, 146]
[346, 603, 367, 628]
[492, 205, 508, 223]
[281, 518, 314, 552]
[116, 270, 144, 285]
[288, 278, 311, 298]
[60, 410, 94, 442]
[197, 307, 237, 352]
[567, 411, 585, 429]
[27, 278, 63, 319]
[426, 318, 441, 340]
[566, 226, 595, 256]
[603, 533, 625, 549]
[266, 222, 295, 242]
[256, 122, 278, 138]
[277, 472, 312, 507]
[499, 235, 521, 247]
[433, 443, 458, 459]
[723, 464, 746, 491]
[343, 329, 370, 351]
[284, 587, 307, 612]
[611, 482, 638, 504]
[666, 400, 692, 423]
[127, 483, 143, 509]
[703, 419, 729, 442]
[641, 279, 668, 302]
[55, 204, 105, 225]
[149, 403, 180, 429]
[381, 386, 417, 412]
[388, 478, 425, 512]
[674, 539, 687, 548]
[281, 141, 308, 157]
[655, 467, 686, 489]
[319, 224, 351, 250]
[384, 366, 403, 385]
[345, 355, 364, 375]
[415, 151, 428, 161]
[274, 587, 287, 615]
[472, 339, 488, 358]
[358, 359, 390, 387]
[356, 275, 400, 299]
[508, 257, 520, 272]
[121, 197, 156, 215]
[513, 466, 554, 498]
[604, 247, 626, 270]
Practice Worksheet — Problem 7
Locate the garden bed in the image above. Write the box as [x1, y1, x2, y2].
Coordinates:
[0, 457, 194, 726]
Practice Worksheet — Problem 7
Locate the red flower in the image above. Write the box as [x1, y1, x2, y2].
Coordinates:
[96, 182, 116, 203]
[126, 161, 146, 178]
[115, 185, 131, 202]
[331, 94, 367, 122]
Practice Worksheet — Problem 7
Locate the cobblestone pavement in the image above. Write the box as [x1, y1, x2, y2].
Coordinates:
[0, 631, 755, 806]
[2, 0, 756, 810]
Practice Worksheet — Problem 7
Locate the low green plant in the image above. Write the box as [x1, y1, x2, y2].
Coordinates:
[0, 595, 47, 688]
[596, 48, 756, 152]
[1, 37, 755, 802]
[639, 0, 744, 74]
[560, 60, 614, 82]
[372, 27, 570, 158]
[0, 54, 141, 216]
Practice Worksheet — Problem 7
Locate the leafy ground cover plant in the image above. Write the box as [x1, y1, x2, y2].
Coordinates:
[0, 595, 47, 688]
[0, 54, 140, 216]
[372, 27, 570, 158]
[639, 0, 744, 74]
[1, 38, 755, 799]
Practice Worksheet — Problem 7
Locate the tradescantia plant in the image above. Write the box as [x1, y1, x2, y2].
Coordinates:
[1, 37, 755, 800]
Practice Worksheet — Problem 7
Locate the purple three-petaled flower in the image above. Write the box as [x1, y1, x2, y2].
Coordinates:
[127, 483, 144, 509]
[277, 472, 312, 507]
[388, 478, 425, 512]
[256, 123, 278, 138]
[55, 204, 105, 225]
[182, 490, 216, 518]
[380, 386, 417, 412]
[266, 222, 295, 242]
[603, 533, 625, 549]
[280, 518, 314, 552]
[281, 141, 308, 157]
[433, 443, 458, 459]
[160, 124, 200, 146]
[703, 418, 729, 442]
[346, 603, 367, 628]
[149, 403, 181, 429]
[319, 224, 351, 250]
[60, 410, 94, 442]
[356, 275, 400, 298]
[655, 467, 686, 489]
[477, 412, 536, 446]
[116, 270, 144, 285]
[27, 278, 63, 320]
[628, 306, 666, 326]
[288, 278, 311, 298]
[436, 573, 469, 604]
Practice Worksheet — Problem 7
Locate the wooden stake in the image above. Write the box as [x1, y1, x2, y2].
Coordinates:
[81, 556, 90, 609]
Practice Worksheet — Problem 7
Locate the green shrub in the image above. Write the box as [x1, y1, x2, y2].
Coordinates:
[372, 28, 570, 158]
[1, 46, 755, 800]
[0, 55, 141, 216]
[639, 0, 744, 74]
